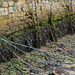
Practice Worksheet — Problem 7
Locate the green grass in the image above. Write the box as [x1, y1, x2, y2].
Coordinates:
[71, 66, 75, 68]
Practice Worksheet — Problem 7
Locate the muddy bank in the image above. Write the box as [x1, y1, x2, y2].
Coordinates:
[58, 34, 75, 50]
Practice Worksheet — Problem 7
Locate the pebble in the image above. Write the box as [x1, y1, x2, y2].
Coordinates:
[30, 73, 35, 75]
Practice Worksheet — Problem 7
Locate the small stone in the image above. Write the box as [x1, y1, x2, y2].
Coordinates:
[22, 68, 27, 70]
[30, 73, 34, 75]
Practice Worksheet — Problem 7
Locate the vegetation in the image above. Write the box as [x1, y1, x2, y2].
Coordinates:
[13, 0, 19, 2]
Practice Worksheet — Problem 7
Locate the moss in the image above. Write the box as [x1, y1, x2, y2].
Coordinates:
[71, 66, 75, 68]
[53, 15, 70, 25]
[39, 63, 43, 68]
[5, 14, 72, 39]
[34, 52, 40, 56]
[6, 25, 34, 38]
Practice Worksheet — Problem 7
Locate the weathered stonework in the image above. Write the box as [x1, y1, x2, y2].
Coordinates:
[0, 0, 74, 36]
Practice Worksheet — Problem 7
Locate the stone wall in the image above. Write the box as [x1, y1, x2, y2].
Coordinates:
[0, 0, 73, 36]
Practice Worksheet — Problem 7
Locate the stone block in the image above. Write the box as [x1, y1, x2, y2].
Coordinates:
[19, 25, 24, 30]
[9, 13, 13, 18]
[9, 13, 15, 18]
[5, 25, 9, 31]
[23, 5, 28, 11]
[0, 26, 6, 31]
[25, 18, 33, 24]
[21, 21, 25, 25]
[8, 26, 16, 33]
[9, 26, 16, 30]
[8, 18, 19, 23]
[8, 1, 14, 7]
[8, 23, 13, 26]
[13, 21, 18, 26]
[16, 12, 21, 17]
[20, 16, 28, 21]
[17, 7, 21, 11]
[2, 11, 8, 16]
[0, 8, 4, 12]
[2, 2, 8, 7]
[4, 8, 8, 11]
[0, 30, 6, 35]
[18, 21, 22, 25]
[20, 17, 24, 21]
[9, 28, 15, 33]
[9, 7, 14, 12]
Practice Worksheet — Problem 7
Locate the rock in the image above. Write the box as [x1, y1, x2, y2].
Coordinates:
[2, 11, 8, 16]
[4, 8, 8, 11]
[19, 25, 24, 30]
[70, 50, 75, 55]
[2, 2, 8, 7]
[9, 7, 14, 12]
[8, 23, 13, 26]
[21, 21, 25, 25]
[8, 1, 14, 7]
[25, 18, 33, 24]
[13, 21, 18, 26]
[0, 8, 4, 12]
[30, 73, 35, 75]
[22, 68, 27, 71]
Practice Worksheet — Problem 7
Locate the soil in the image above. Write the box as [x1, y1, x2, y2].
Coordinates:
[0, 34, 75, 75]
[58, 34, 75, 50]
